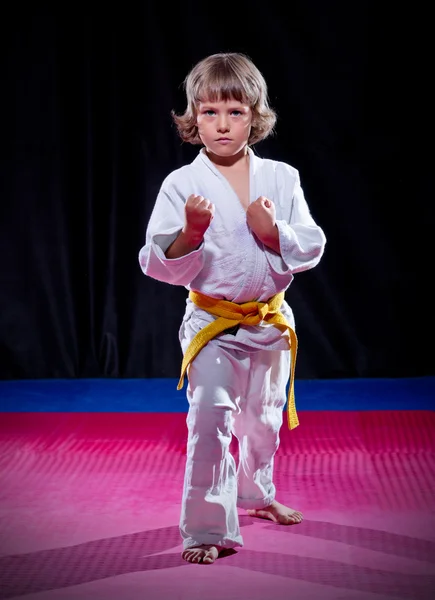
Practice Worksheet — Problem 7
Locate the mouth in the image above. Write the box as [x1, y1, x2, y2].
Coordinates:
[216, 138, 232, 143]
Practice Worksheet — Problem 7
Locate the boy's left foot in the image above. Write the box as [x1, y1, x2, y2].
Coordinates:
[246, 500, 303, 525]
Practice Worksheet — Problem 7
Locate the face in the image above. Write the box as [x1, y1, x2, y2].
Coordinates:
[196, 98, 252, 159]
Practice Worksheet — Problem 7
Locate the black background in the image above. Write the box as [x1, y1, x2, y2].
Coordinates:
[1, 2, 432, 381]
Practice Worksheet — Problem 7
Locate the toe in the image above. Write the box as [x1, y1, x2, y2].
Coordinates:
[278, 512, 302, 525]
[202, 552, 214, 564]
[290, 512, 303, 523]
[279, 515, 294, 525]
[193, 552, 203, 563]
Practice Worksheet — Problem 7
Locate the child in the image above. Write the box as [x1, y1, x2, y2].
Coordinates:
[138, 52, 326, 565]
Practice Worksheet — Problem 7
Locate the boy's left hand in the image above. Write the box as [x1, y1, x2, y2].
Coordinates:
[246, 196, 276, 242]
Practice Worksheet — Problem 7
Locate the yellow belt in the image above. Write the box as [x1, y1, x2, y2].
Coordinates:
[177, 291, 299, 430]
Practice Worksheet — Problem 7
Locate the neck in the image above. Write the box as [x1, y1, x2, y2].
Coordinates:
[205, 145, 249, 168]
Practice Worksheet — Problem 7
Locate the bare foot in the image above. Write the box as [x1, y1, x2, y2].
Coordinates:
[182, 544, 222, 564]
[246, 500, 303, 525]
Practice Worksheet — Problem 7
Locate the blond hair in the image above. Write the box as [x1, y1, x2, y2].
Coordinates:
[172, 52, 277, 145]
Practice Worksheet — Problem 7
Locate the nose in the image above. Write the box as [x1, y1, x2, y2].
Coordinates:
[216, 115, 230, 132]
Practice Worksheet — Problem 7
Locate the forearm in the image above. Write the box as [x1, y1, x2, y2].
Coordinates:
[165, 229, 203, 258]
[260, 225, 281, 254]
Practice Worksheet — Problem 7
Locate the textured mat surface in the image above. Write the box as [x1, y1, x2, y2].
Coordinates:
[0, 410, 435, 599]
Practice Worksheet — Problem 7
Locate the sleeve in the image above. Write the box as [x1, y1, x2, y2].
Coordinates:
[267, 165, 326, 275]
[138, 176, 205, 286]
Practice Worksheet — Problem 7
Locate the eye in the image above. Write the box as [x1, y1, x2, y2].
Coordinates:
[231, 110, 242, 116]
[205, 110, 215, 116]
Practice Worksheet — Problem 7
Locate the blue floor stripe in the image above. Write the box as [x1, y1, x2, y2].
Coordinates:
[0, 377, 434, 412]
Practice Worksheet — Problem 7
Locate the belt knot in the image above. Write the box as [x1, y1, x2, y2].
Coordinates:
[240, 301, 269, 325]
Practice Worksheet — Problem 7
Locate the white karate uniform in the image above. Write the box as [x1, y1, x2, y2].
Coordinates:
[139, 147, 326, 550]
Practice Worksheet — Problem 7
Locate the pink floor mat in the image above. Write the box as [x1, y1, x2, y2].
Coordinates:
[0, 410, 434, 600]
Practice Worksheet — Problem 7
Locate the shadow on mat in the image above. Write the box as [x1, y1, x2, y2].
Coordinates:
[1, 516, 434, 599]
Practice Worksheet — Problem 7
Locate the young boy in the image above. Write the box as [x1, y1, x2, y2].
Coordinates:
[138, 52, 326, 564]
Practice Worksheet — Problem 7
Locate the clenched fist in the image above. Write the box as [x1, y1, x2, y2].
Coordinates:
[183, 194, 215, 244]
[246, 196, 276, 242]
[165, 194, 215, 259]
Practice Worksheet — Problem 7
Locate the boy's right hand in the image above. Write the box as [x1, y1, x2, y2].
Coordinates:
[182, 194, 215, 245]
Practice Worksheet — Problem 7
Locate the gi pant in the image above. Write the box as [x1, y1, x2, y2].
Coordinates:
[179, 339, 290, 550]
